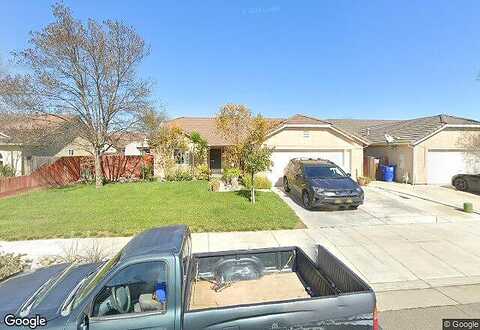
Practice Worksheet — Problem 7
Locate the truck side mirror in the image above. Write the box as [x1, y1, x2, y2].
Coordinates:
[78, 312, 89, 330]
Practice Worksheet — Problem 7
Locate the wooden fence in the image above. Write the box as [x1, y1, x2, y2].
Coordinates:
[0, 155, 153, 198]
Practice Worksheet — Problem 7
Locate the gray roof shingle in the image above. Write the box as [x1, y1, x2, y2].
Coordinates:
[329, 114, 480, 144]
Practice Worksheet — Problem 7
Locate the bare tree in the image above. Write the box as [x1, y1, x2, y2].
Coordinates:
[0, 4, 152, 187]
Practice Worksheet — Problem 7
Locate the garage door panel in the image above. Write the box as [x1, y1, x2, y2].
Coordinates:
[427, 150, 480, 184]
[268, 150, 350, 186]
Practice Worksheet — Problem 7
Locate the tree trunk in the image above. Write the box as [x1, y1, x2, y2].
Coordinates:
[94, 148, 103, 188]
[251, 171, 255, 204]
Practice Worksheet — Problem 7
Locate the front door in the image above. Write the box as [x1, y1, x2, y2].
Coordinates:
[209, 148, 222, 173]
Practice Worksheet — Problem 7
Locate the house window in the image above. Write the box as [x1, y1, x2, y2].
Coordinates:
[303, 131, 310, 138]
[68, 149, 74, 156]
[174, 149, 189, 165]
[0, 153, 3, 166]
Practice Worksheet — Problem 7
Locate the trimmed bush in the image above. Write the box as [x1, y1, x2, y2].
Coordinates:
[242, 174, 272, 189]
[141, 165, 154, 181]
[166, 168, 193, 181]
[222, 168, 241, 184]
[195, 164, 210, 180]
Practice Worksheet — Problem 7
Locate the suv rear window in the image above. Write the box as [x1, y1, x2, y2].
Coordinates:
[304, 165, 346, 179]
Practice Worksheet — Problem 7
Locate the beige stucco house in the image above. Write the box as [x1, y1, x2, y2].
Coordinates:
[165, 114, 368, 185]
[332, 115, 480, 184]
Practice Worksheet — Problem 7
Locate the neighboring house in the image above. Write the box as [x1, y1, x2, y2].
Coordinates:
[166, 114, 368, 185]
[0, 132, 25, 176]
[0, 115, 145, 176]
[331, 114, 480, 184]
[112, 133, 149, 156]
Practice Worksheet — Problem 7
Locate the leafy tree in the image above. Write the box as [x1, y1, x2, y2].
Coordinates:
[215, 104, 272, 170]
[149, 125, 188, 179]
[243, 145, 273, 203]
[216, 104, 252, 168]
[190, 131, 208, 171]
[0, 4, 152, 188]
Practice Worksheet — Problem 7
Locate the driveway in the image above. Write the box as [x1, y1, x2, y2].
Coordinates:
[273, 186, 480, 321]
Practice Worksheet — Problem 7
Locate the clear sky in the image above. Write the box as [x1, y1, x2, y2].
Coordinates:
[1, 1, 480, 120]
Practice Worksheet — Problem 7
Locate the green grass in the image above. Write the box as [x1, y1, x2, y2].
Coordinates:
[0, 181, 302, 241]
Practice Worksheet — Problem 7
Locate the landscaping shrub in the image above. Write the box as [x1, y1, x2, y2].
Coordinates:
[209, 178, 221, 192]
[0, 164, 15, 177]
[166, 168, 193, 181]
[242, 174, 272, 189]
[195, 164, 210, 180]
[141, 165, 154, 181]
[222, 167, 241, 184]
[0, 253, 27, 281]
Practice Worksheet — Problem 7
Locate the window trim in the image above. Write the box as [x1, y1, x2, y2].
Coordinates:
[89, 260, 169, 321]
[174, 149, 189, 165]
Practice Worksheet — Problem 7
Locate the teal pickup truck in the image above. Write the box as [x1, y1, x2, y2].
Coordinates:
[0, 225, 378, 329]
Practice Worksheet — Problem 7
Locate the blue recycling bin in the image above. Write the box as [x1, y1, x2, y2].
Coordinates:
[380, 165, 396, 182]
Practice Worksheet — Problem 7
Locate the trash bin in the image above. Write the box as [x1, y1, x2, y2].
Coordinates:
[380, 165, 396, 182]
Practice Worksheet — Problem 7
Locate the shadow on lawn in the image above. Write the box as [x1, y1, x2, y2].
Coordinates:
[235, 189, 254, 201]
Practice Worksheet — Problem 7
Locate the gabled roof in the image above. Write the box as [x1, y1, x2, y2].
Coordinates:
[167, 117, 230, 146]
[168, 114, 366, 146]
[280, 114, 331, 126]
[330, 114, 480, 145]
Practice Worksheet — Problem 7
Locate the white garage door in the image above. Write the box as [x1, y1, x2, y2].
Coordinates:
[427, 150, 480, 184]
[267, 150, 350, 186]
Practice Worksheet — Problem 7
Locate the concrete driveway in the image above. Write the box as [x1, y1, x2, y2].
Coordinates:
[273, 186, 480, 322]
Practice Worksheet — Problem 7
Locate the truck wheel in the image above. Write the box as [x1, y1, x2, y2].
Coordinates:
[302, 191, 312, 210]
[284, 177, 290, 192]
[454, 178, 468, 191]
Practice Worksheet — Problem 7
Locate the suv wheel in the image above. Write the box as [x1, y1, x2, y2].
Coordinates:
[454, 178, 468, 191]
[283, 176, 290, 192]
[302, 191, 312, 210]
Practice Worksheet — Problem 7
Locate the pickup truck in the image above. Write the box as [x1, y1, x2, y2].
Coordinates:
[0, 225, 377, 329]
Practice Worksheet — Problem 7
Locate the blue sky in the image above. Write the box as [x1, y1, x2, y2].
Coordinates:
[1, 1, 480, 120]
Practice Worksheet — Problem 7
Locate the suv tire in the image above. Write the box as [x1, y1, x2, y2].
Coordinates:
[283, 176, 290, 192]
[302, 191, 312, 210]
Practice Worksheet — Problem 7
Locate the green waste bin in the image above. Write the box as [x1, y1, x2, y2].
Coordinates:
[464, 202, 474, 213]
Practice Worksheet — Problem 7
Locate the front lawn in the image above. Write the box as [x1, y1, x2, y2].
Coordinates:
[0, 181, 302, 241]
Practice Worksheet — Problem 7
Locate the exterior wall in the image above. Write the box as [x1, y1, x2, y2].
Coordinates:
[54, 137, 118, 157]
[265, 127, 364, 178]
[54, 137, 93, 157]
[365, 145, 413, 182]
[0, 145, 24, 176]
[124, 142, 142, 156]
[414, 127, 480, 184]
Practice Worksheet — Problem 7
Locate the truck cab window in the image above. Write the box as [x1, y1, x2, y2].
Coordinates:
[92, 261, 167, 318]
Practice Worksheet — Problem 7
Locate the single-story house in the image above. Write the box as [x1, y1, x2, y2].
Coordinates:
[166, 114, 368, 185]
[331, 114, 480, 184]
[0, 115, 148, 176]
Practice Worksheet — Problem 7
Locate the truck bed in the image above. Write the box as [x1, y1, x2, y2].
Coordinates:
[190, 272, 309, 310]
[183, 246, 376, 329]
[185, 246, 340, 312]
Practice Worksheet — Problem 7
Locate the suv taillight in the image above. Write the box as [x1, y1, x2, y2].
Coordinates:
[373, 305, 379, 330]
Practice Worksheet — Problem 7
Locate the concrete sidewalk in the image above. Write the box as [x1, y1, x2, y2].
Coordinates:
[3, 222, 480, 312]
[371, 181, 480, 213]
